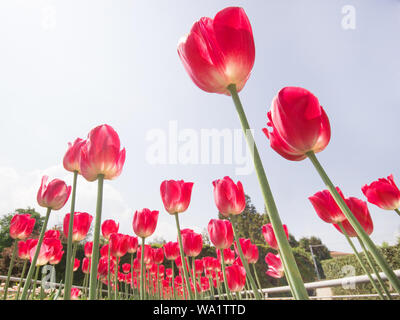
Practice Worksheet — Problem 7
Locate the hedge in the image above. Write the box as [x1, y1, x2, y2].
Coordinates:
[321, 244, 400, 299]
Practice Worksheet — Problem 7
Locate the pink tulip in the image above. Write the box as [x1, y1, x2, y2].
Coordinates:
[163, 241, 180, 261]
[160, 180, 194, 214]
[84, 241, 93, 258]
[217, 248, 235, 265]
[182, 230, 203, 257]
[178, 7, 255, 95]
[44, 229, 60, 239]
[9, 214, 35, 240]
[37, 175, 71, 210]
[80, 124, 126, 181]
[212, 176, 246, 217]
[362, 174, 400, 211]
[132, 208, 159, 238]
[71, 288, 81, 300]
[309, 187, 347, 224]
[265, 253, 284, 278]
[63, 138, 86, 173]
[153, 248, 164, 264]
[73, 258, 80, 271]
[225, 264, 246, 292]
[262, 223, 289, 250]
[207, 219, 234, 249]
[63, 212, 93, 242]
[101, 219, 119, 241]
[82, 257, 91, 274]
[127, 236, 138, 254]
[109, 233, 130, 258]
[18, 241, 30, 260]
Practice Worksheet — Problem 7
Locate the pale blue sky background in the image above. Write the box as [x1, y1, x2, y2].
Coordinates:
[0, 0, 399, 253]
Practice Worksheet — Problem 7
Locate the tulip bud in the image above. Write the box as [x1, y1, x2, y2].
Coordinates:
[101, 219, 119, 241]
[63, 212, 93, 242]
[262, 223, 289, 250]
[63, 138, 86, 173]
[132, 208, 159, 238]
[309, 187, 347, 224]
[9, 214, 35, 240]
[212, 176, 246, 217]
[207, 219, 234, 249]
[362, 174, 400, 211]
[225, 264, 246, 292]
[265, 253, 284, 278]
[37, 176, 71, 210]
[160, 180, 194, 214]
[163, 241, 180, 261]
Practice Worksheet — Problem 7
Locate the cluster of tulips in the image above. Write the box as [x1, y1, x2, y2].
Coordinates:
[2, 6, 400, 301]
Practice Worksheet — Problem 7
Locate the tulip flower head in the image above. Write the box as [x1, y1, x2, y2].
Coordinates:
[79, 124, 126, 182]
[132, 208, 159, 238]
[71, 288, 81, 300]
[213, 176, 246, 217]
[82, 257, 91, 274]
[63, 137, 86, 173]
[208, 219, 234, 249]
[9, 214, 35, 240]
[265, 253, 284, 279]
[225, 264, 246, 292]
[362, 174, 400, 211]
[30, 242, 52, 266]
[63, 212, 93, 242]
[163, 241, 180, 261]
[84, 241, 93, 258]
[309, 187, 347, 224]
[122, 263, 131, 274]
[127, 236, 138, 254]
[153, 247, 164, 264]
[18, 241, 30, 260]
[109, 233, 130, 258]
[160, 180, 194, 214]
[263, 87, 331, 161]
[262, 223, 289, 250]
[73, 258, 80, 271]
[182, 230, 203, 257]
[37, 176, 71, 210]
[44, 229, 60, 239]
[333, 197, 374, 237]
[217, 248, 235, 265]
[178, 7, 255, 95]
[101, 219, 119, 241]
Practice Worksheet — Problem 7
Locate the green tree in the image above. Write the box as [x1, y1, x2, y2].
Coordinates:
[299, 236, 331, 279]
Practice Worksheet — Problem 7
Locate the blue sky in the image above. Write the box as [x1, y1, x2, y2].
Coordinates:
[0, 0, 399, 253]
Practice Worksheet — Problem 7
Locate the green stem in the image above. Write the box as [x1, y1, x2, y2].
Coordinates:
[63, 170, 78, 300]
[3, 239, 18, 300]
[107, 243, 111, 299]
[16, 260, 28, 300]
[114, 257, 119, 300]
[174, 213, 193, 300]
[208, 276, 215, 300]
[220, 250, 232, 300]
[357, 236, 392, 300]
[31, 266, 40, 300]
[189, 257, 197, 299]
[20, 207, 51, 300]
[130, 253, 134, 298]
[307, 151, 400, 294]
[252, 263, 264, 299]
[140, 237, 145, 300]
[230, 218, 261, 300]
[394, 208, 400, 217]
[228, 84, 308, 300]
[88, 174, 104, 300]
[70, 243, 77, 289]
[337, 223, 385, 299]
[171, 261, 177, 300]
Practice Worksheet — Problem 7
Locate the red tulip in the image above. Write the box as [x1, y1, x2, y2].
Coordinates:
[265, 253, 284, 278]
[137, 244, 153, 264]
[109, 233, 130, 258]
[163, 241, 180, 261]
[175, 256, 190, 271]
[309, 187, 347, 224]
[18, 241, 30, 260]
[195, 259, 204, 276]
[26, 239, 38, 251]
[79, 124, 126, 181]
[71, 288, 81, 300]
[217, 248, 235, 265]
[44, 229, 60, 239]
[178, 7, 255, 95]
[132, 208, 159, 238]
[100, 244, 110, 257]
[101, 219, 119, 241]
[153, 248, 164, 264]
[84, 241, 93, 258]
[127, 236, 138, 254]
[333, 197, 374, 237]
[82, 257, 91, 274]
[225, 264, 246, 292]
[122, 263, 131, 273]
[234, 238, 253, 261]
[201, 276, 210, 292]
[9, 214, 35, 240]
[203, 256, 219, 271]
[362, 174, 400, 211]
[37, 175, 71, 210]
[262, 223, 289, 250]
[263, 87, 331, 161]
[213, 176, 246, 217]
[160, 180, 194, 214]
[49, 249, 64, 265]
[166, 268, 173, 279]
[247, 244, 259, 264]
[63, 138, 86, 173]
[133, 258, 141, 272]
[45, 238, 64, 265]
[73, 258, 80, 271]
[63, 212, 93, 242]
[207, 219, 234, 249]
[29, 242, 52, 266]
[182, 230, 203, 257]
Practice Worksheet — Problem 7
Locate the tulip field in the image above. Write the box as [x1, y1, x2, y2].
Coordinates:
[1, 5, 400, 303]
